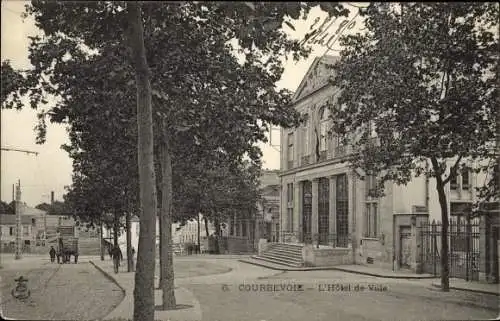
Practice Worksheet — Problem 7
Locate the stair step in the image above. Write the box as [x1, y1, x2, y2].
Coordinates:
[268, 248, 302, 256]
[261, 253, 303, 264]
[253, 255, 303, 268]
[267, 245, 303, 252]
[265, 252, 302, 262]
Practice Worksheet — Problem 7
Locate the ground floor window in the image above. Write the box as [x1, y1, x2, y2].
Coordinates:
[336, 174, 349, 247]
[364, 202, 378, 238]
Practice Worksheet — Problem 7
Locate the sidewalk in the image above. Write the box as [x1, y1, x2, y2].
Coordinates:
[431, 278, 500, 296]
[90, 259, 202, 321]
[240, 258, 436, 279]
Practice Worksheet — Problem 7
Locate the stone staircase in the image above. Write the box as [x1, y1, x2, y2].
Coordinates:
[253, 243, 304, 267]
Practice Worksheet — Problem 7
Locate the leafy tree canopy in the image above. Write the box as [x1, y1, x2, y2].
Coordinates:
[329, 2, 498, 190]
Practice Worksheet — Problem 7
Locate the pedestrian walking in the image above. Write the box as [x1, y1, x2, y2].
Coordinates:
[49, 246, 56, 263]
[110, 245, 123, 274]
[131, 246, 136, 272]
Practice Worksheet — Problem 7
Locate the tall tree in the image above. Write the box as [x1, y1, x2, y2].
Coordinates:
[329, 3, 498, 291]
[2, 1, 353, 316]
[126, 2, 157, 320]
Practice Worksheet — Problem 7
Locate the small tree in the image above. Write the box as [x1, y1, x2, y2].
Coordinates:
[329, 3, 498, 291]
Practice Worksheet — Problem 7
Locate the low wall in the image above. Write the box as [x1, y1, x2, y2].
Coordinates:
[302, 245, 352, 267]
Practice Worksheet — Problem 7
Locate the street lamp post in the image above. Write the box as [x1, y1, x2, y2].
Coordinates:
[15, 181, 22, 260]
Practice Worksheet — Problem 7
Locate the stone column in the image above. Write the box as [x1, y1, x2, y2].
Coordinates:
[329, 175, 337, 247]
[312, 178, 319, 246]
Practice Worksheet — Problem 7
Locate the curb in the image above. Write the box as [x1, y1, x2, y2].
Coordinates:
[89, 260, 126, 293]
[328, 266, 438, 280]
[240, 259, 438, 279]
[431, 282, 500, 297]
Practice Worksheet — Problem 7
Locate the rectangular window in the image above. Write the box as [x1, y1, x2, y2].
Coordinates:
[303, 118, 309, 156]
[364, 204, 370, 237]
[235, 221, 240, 236]
[287, 132, 294, 168]
[364, 203, 378, 238]
[9, 227, 13, 236]
[287, 183, 294, 202]
[320, 123, 328, 151]
[462, 171, 470, 190]
[23, 225, 29, 236]
[366, 175, 378, 197]
[230, 218, 235, 236]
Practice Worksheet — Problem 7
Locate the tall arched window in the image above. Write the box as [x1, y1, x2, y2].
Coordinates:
[302, 115, 309, 157]
[319, 106, 329, 152]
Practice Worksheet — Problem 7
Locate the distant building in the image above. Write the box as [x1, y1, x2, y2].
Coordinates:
[0, 203, 48, 252]
[226, 169, 280, 253]
[102, 214, 215, 255]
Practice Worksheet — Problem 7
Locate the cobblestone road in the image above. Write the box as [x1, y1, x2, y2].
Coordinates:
[0, 261, 124, 320]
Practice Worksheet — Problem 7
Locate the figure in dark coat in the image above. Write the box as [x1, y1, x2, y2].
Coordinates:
[49, 246, 56, 263]
[111, 245, 123, 274]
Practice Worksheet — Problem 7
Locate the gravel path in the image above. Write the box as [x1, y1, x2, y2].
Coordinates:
[1, 262, 124, 320]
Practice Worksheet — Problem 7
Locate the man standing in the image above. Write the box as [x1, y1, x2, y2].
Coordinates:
[49, 246, 56, 263]
[111, 245, 123, 274]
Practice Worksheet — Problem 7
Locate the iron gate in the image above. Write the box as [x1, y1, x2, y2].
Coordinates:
[419, 218, 480, 281]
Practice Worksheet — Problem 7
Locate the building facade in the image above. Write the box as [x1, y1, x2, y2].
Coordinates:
[277, 55, 494, 272]
[226, 170, 280, 253]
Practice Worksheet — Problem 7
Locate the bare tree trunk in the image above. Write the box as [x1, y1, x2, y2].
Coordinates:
[126, 210, 133, 272]
[113, 210, 119, 247]
[157, 213, 163, 289]
[431, 157, 450, 292]
[159, 129, 176, 309]
[214, 216, 221, 254]
[197, 213, 201, 254]
[204, 216, 209, 238]
[100, 216, 104, 261]
[127, 3, 157, 321]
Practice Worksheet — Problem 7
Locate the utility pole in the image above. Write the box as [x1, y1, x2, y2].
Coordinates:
[2, 146, 39, 259]
[15, 180, 22, 260]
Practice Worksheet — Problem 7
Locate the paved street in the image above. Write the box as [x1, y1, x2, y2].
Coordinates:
[0, 258, 123, 320]
[176, 261, 498, 321]
[93, 256, 499, 321]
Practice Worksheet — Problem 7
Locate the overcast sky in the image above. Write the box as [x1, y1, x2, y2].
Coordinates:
[1, 1, 364, 206]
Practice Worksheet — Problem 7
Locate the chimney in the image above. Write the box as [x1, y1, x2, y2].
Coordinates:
[51, 191, 55, 205]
